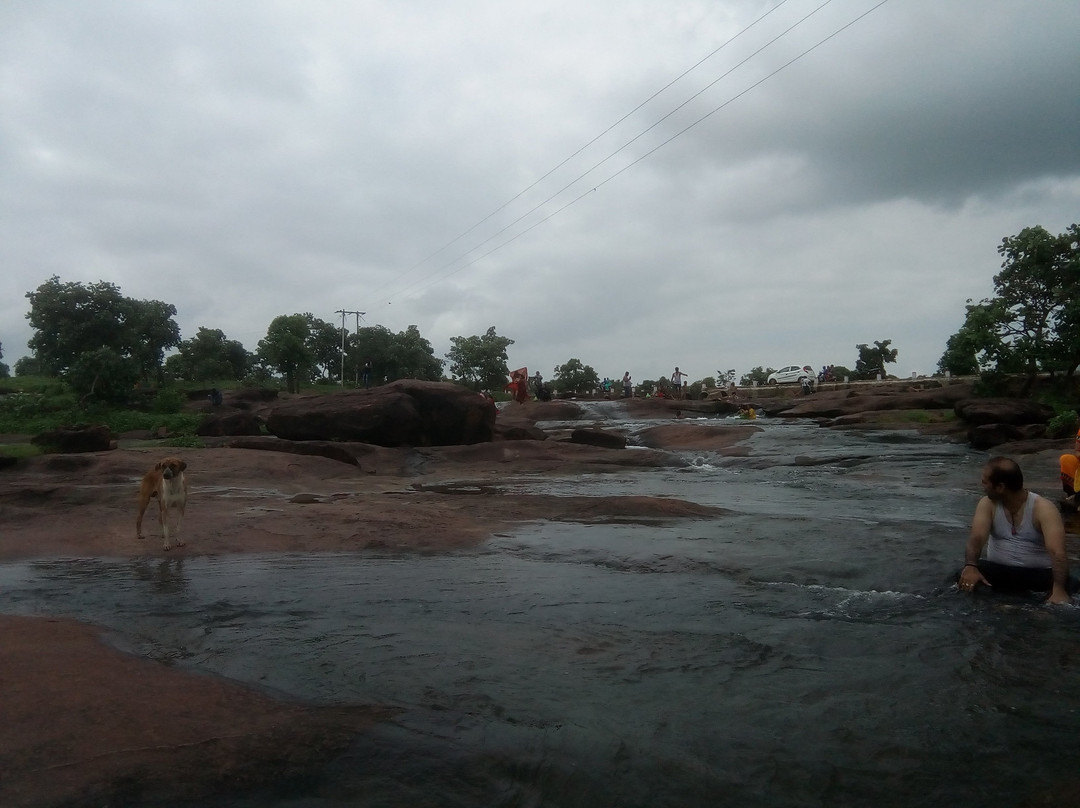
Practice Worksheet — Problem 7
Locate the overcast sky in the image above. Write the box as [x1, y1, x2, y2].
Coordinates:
[3, 0, 1079, 383]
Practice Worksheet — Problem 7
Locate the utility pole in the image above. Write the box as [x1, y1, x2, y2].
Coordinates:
[335, 309, 365, 387]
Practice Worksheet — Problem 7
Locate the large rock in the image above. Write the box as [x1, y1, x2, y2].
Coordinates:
[772, 383, 974, 418]
[493, 423, 549, 441]
[226, 436, 361, 466]
[197, 412, 263, 437]
[571, 428, 627, 449]
[31, 424, 113, 453]
[265, 381, 496, 447]
[967, 423, 1047, 450]
[954, 398, 1054, 426]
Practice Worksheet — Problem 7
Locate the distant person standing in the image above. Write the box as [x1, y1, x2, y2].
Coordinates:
[622, 371, 632, 398]
[362, 360, 372, 388]
[671, 366, 687, 399]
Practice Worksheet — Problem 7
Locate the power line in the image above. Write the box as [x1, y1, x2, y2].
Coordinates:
[379, 0, 837, 304]
[335, 309, 365, 386]
[366, 0, 796, 302]
[391, 0, 892, 301]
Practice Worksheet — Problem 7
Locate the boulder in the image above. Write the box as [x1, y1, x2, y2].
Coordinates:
[570, 428, 627, 449]
[493, 423, 549, 441]
[31, 424, 113, 454]
[265, 381, 496, 447]
[967, 423, 1047, 450]
[772, 383, 974, 418]
[197, 412, 263, 437]
[226, 436, 361, 466]
[954, 398, 1054, 426]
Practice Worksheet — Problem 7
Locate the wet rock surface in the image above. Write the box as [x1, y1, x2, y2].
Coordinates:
[3, 396, 1076, 807]
[1, 615, 392, 808]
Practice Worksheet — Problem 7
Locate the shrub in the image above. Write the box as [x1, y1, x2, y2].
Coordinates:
[1048, 410, 1079, 439]
[150, 388, 185, 414]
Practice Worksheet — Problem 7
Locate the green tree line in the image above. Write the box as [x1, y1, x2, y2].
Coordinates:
[10, 276, 514, 403]
[7, 222, 1077, 406]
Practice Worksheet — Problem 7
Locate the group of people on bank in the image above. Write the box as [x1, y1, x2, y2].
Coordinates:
[607, 366, 691, 400]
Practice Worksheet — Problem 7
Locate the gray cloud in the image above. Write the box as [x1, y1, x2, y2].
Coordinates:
[2, 0, 1078, 383]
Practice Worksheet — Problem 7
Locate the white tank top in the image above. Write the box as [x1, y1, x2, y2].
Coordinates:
[985, 491, 1050, 568]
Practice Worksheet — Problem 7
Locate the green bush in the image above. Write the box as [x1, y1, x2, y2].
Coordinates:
[1048, 410, 1079, 439]
[972, 369, 1011, 397]
[0, 443, 41, 459]
[150, 388, 185, 414]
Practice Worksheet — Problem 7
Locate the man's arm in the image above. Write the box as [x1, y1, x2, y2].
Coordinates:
[959, 497, 993, 589]
[1033, 497, 1071, 604]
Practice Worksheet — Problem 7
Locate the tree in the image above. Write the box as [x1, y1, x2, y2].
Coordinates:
[66, 347, 140, 405]
[14, 355, 45, 377]
[936, 304, 1001, 377]
[349, 324, 442, 384]
[553, 358, 600, 395]
[854, 340, 898, 380]
[446, 326, 514, 391]
[388, 325, 442, 381]
[257, 314, 313, 393]
[304, 314, 341, 382]
[739, 367, 775, 387]
[0, 341, 8, 378]
[349, 324, 396, 385]
[125, 298, 181, 383]
[165, 327, 250, 381]
[24, 276, 180, 381]
[939, 224, 1080, 385]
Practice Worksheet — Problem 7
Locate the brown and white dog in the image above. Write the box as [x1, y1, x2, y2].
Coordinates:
[136, 457, 189, 550]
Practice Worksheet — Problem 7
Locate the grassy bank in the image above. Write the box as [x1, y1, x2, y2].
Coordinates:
[0, 376, 208, 457]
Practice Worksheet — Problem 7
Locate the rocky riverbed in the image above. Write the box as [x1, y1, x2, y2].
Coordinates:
[1, 394, 1076, 807]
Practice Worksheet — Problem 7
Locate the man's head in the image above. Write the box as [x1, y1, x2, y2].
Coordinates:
[982, 456, 1024, 500]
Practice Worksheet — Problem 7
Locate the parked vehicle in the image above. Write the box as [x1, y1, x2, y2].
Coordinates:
[767, 365, 814, 385]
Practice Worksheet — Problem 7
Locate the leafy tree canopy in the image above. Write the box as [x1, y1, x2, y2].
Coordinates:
[553, 358, 600, 395]
[14, 355, 45, 377]
[446, 326, 514, 391]
[257, 314, 313, 393]
[25, 276, 180, 380]
[854, 340, 898, 380]
[66, 347, 140, 405]
[349, 324, 443, 385]
[938, 223, 1080, 384]
[0, 341, 8, 378]
[165, 327, 250, 382]
[739, 367, 775, 387]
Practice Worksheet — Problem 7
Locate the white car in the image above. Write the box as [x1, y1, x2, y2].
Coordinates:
[767, 364, 814, 385]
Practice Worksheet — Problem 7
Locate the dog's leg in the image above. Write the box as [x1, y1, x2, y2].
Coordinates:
[160, 498, 171, 551]
[173, 506, 185, 548]
[174, 479, 187, 547]
[137, 494, 150, 540]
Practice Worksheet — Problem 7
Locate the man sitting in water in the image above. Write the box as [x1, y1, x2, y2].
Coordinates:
[959, 457, 1072, 604]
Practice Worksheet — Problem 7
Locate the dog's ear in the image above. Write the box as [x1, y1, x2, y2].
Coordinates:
[178, 461, 187, 471]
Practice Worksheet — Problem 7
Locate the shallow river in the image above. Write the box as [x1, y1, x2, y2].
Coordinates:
[4, 412, 1080, 807]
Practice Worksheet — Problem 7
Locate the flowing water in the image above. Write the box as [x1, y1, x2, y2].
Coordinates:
[4, 413, 1080, 807]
